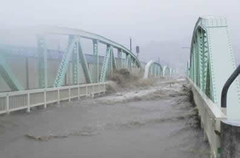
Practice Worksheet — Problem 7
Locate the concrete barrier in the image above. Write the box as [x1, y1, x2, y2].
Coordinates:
[187, 78, 226, 158]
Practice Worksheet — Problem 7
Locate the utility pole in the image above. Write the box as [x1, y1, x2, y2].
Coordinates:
[130, 38, 132, 52]
[136, 46, 140, 59]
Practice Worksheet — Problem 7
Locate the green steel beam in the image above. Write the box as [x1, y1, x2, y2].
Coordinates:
[72, 42, 79, 85]
[54, 36, 92, 87]
[109, 47, 113, 76]
[92, 39, 99, 83]
[163, 66, 170, 76]
[0, 54, 23, 91]
[34, 26, 142, 69]
[100, 45, 112, 82]
[54, 35, 75, 87]
[144, 60, 163, 78]
[77, 40, 92, 83]
[126, 54, 129, 69]
[37, 35, 48, 88]
[189, 16, 240, 119]
[112, 49, 117, 70]
[117, 49, 122, 69]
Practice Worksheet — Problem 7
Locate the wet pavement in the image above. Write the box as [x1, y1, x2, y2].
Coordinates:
[0, 78, 210, 158]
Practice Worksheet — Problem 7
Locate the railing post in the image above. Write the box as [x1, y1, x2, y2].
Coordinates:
[92, 85, 95, 98]
[68, 87, 71, 102]
[78, 85, 80, 100]
[57, 88, 60, 104]
[104, 83, 106, 94]
[99, 84, 100, 94]
[86, 85, 88, 96]
[6, 94, 9, 114]
[44, 89, 47, 109]
[27, 92, 30, 113]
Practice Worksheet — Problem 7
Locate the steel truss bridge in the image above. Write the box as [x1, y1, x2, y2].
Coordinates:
[3, 16, 240, 158]
[187, 16, 240, 157]
[0, 26, 172, 92]
[0, 27, 173, 116]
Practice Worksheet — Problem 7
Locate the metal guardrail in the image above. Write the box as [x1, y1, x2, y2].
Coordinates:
[0, 82, 106, 114]
[221, 65, 240, 108]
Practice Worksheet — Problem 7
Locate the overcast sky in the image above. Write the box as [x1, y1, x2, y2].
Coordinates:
[0, 0, 240, 71]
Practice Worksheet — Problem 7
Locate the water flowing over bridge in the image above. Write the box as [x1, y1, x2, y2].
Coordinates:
[0, 16, 240, 158]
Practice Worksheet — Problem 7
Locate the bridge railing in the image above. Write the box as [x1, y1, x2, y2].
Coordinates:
[188, 78, 226, 157]
[0, 82, 106, 115]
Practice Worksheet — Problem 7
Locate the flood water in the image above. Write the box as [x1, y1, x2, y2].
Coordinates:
[0, 78, 210, 158]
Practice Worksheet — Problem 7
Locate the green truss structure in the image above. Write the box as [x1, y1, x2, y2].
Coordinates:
[0, 26, 173, 93]
[0, 54, 23, 91]
[188, 16, 240, 119]
[144, 60, 164, 78]
[163, 66, 171, 77]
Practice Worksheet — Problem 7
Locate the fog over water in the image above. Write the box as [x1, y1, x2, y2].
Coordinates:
[0, 0, 240, 72]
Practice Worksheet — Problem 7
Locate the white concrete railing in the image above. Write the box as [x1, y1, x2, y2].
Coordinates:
[187, 78, 226, 158]
[0, 83, 106, 114]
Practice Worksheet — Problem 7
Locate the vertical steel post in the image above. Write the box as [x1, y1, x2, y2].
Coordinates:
[37, 35, 48, 89]
[68, 87, 71, 102]
[72, 42, 79, 85]
[25, 57, 29, 90]
[77, 40, 92, 83]
[118, 49, 122, 69]
[100, 45, 111, 82]
[44, 89, 47, 108]
[110, 48, 113, 76]
[54, 35, 75, 87]
[92, 40, 99, 83]
[6, 94, 9, 114]
[57, 88, 60, 104]
[27, 92, 30, 113]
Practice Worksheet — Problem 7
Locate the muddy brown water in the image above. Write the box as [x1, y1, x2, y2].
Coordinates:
[0, 78, 210, 158]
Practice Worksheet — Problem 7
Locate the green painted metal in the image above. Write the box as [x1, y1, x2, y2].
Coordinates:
[111, 49, 117, 70]
[92, 39, 99, 83]
[127, 55, 131, 70]
[117, 49, 122, 69]
[126, 54, 129, 69]
[37, 35, 48, 88]
[109, 47, 113, 75]
[163, 66, 170, 76]
[77, 40, 92, 84]
[54, 35, 75, 87]
[72, 42, 79, 85]
[144, 60, 163, 78]
[100, 45, 112, 82]
[0, 54, 23, 91]
[0, 27, 162, 92]
[54, 36, 92, 87]
[189, 17, 240, 119]
[36, 26, 142, 69]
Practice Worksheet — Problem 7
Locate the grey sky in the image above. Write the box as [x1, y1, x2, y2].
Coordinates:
[0, 0, 240, 71]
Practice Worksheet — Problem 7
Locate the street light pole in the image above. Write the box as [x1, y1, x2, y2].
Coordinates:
[130, 38, 132, 52]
